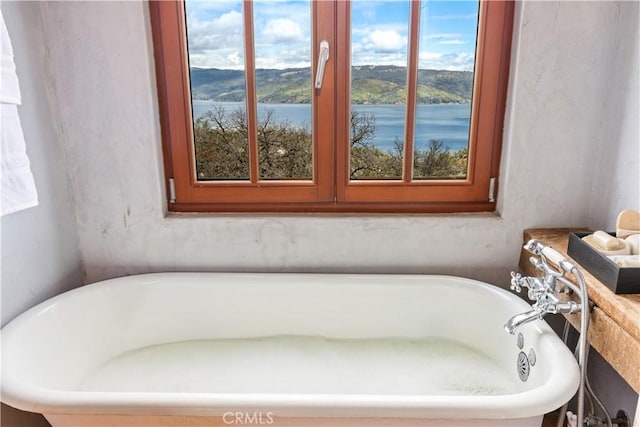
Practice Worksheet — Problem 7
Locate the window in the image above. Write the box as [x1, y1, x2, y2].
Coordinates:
[150, 0, 514, 213]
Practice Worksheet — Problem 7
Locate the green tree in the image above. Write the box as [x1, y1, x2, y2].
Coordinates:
[256, 109, 312, 179]
[193, 106, 467, 181]
[194, 107, 250, 179]
[349, 111, 404, 179]
[414, 139, 468, 179]
[194, 106, 313, 180]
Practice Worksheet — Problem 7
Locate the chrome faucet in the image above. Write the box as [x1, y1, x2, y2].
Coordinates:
[504, 240, 581, 334]
[506, 239, 592, 427]
[504, 309, 544, 335]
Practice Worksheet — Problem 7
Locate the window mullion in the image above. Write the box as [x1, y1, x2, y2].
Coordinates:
[313, 0, 337, 202]
[402, 0, 421, 183]
[334, 0, 351, 202]
[243, 0, 259, 183]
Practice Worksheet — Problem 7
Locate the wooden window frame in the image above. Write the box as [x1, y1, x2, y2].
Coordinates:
[149, 0, 514, 213]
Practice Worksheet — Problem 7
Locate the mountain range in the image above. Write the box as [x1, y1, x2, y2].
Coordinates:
[189, 65, 473, 105]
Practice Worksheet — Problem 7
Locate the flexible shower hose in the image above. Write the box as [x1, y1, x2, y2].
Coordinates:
[554, 266, 614, 427]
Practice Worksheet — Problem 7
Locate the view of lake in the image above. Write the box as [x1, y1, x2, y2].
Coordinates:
[192, 101, 471, 153]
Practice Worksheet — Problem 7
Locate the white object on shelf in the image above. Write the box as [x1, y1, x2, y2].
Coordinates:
[625, 234, 640, 255]
[582, 233, 631, 256]
[616, 210, 640, 239]
[607, 255, 640, 268]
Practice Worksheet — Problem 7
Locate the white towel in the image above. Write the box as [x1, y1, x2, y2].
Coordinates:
[1, 9, 38, 216]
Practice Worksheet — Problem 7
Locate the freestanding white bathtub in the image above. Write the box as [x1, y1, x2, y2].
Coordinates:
[1, 273, 579, 427]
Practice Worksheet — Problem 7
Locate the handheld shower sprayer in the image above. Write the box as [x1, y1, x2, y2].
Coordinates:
[506, 239, 591, 427]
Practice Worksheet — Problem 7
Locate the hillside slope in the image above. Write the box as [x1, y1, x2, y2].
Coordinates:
[190, 66, 473, 104]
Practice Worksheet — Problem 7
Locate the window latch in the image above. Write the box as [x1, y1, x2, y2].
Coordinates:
[488, 177, 496, 202]
[168, 178, 176, 204]
[314, 40, 329, 89]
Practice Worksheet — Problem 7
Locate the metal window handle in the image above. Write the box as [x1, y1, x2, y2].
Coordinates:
[314, 40, 329, 89]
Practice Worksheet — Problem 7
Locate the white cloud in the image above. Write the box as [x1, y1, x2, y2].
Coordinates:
[226, 51, 241, 66]
[189, 51, 244, 70]
[419, 51, 442, 62]
[255, 56, 310, 69]
[351, 42, 407, 66]
[185, 3, 473, 71]
[363, 30, 407, 53]
[425, 33, 462, 41]
[424, 33, 466, 45]
[212, 9, 243, 29]
[262, 18, 303, 44]
[255, 47, 311, 69]
[188, 10, 243, 49]
[418, 51, 475, 71]
[186, 9, 245, 68]
[186, 2, 312, 69]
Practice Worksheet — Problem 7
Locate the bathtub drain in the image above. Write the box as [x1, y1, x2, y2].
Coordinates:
[517, 351, 530, 381]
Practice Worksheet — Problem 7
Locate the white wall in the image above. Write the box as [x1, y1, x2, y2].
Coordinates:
[587, 1, 640, 229]
[1, 2, 83, 426]
[36, 0, 638, 287]
[0, 2, 83, 326]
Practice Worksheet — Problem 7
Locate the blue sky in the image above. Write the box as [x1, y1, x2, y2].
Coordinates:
[185, 0, 479, 71]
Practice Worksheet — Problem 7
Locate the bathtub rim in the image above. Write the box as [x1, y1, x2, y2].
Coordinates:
[1, 272, 581, 419]
[2, 387, 578, 419]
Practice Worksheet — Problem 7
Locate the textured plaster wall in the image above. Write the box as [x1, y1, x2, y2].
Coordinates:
[37, 1, 640, 288]
[587, 1, 640, 230]
[0, 1, 83, 328]
[1, 2, 83, 426]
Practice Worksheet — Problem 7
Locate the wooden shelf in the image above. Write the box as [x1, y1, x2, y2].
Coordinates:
[520, 228, 640, 393]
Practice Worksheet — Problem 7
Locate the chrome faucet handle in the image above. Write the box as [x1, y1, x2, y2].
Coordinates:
[524, 239, 575, 275]
[506, 241, 586, 337]
[510, 271, 550, 304]
[529, 254, 563, 279]
[510, 271, 523, 293]
[528, 286, 540, 301]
